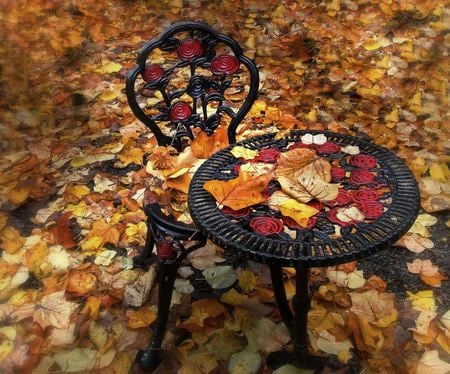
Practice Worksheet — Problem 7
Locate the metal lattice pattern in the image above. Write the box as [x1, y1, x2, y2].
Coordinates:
[126, 21, 259, 150]
[189, 130, 420, 267]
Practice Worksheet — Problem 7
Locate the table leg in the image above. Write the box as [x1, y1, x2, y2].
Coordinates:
[269, 265, 294, 334]
[292, 265, 311, 365]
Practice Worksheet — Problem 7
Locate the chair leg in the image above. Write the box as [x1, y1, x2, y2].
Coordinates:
[136, 260, 178, 371]
[134, 222, 155, 268]
[270, 265, 294, 334]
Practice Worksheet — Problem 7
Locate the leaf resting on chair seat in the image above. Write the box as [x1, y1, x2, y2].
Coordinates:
[204, 171, 272, 210]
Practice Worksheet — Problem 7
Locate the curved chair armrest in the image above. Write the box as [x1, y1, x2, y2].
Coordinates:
[144, 203, 204, 241]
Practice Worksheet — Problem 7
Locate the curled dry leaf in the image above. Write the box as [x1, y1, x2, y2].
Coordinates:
[204, 171, 272, 210]
[278, 159, 339, 203]
[274, 148, 317, 178]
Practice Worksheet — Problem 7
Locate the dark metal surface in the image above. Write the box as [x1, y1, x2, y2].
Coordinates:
[189, 130, 420, 268]
[126, 21, 259, 150]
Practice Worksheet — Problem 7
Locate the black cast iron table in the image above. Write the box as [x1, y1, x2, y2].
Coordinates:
[188, 130, 419, 368]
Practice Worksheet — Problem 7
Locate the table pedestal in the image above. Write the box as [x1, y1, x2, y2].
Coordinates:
[269, 265, 325, 370]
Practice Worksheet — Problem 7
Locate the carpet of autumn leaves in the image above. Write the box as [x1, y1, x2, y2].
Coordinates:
[0, 0, 449, 373]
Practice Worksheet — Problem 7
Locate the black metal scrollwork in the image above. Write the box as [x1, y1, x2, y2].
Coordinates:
[126, 21, 259, 151]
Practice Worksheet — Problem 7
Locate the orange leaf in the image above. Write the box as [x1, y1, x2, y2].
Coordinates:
[165, 173, 191, 194]
[275, 148, 317, 178]
[204, 171, 272, 210]
[50, 213, 76, 249]
[87, 219, 120, 246]
[66, 271, 97, 296]
[191, 126, 229, 159]
[420, 273, 448, 287]
[0, 226, 25, 254]
[126, 307, 157, 329]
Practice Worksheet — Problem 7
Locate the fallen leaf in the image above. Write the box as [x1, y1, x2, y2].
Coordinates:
[246, 318, 290, 353]
[230, 146, 258, 160]
[406, 290, 436, 312]
[278, 198, 319, 227]
[126, 307, 157, 329]
[278, 159, 339, 203]
[416, 350, 450, 374]
[0, 227, 25, 254]
[191, 126, 229, 159]
[204, 171, 272, 210]
[316, 330, 354, 356]
[228, 350, 261, 374]
[33, 291, 78, 329]
[202, 265, 237, 289]
[350, 290, 398, 327]
[274, 148, 317, 178]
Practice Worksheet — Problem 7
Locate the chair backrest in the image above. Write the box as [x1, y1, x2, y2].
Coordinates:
[126, 21, 259, 151]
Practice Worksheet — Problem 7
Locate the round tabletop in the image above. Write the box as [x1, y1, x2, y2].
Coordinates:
[188, 130, 420, 267]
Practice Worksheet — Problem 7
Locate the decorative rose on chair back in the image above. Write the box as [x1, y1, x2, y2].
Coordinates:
[177, 38, 203, 61]
[169, 102, 192, 122]
[142, 63, 164, 83]
[211, 54, 239, 75]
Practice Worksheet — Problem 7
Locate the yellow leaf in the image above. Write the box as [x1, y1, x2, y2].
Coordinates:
[0, 212, 7, 231]
[204, 171, 272, 210]
[0, 340, 13, 363]
[65, 184, 91, 200]
[23, 241, 50, 278]
[220, 288, 248, 305]
[118, 147, 145, 166]
[238, 270, 256, 293]
[81, 236, 104, 252]
[66, 201, 89, 218]
[99, 89, 119, 102]
[98, 61, 122, 74]
[406, 290, 436, 311]
[230, 146, 258, 160]
[278, 199, 318, 227]
[365, 68, 385, 82]
[430, 163, 449, 181]
[70, 156, 87, 168]
[0, 226, 25, 254]
[363, 39, 381, 50]
[8, 186, 30, 205]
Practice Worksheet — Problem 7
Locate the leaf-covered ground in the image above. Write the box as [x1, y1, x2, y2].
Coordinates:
[0, 1, 449, 373]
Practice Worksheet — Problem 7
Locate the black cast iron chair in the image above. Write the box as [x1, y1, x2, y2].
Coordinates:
[126, 21, 259, 370]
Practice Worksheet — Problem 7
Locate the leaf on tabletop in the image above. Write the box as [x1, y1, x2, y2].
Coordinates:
[230, 146, 258, 160]
[278, 159, 339, 203]
[33, 291, 78, 329]
[278, 198, 319, 227]
[191, 126, 229, 159]
[274, 148, 317, 178]
[204, 171, 272, 210]
[350, 290, 398, 327]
